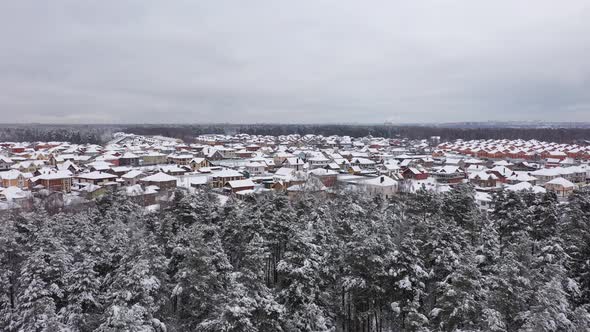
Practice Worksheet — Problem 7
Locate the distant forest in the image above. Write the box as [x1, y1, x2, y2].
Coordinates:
[122, 124, 590, 144]
[1, 187, 590, 331]
[0, 125, 108, 145]
[1, 124, 590, 144]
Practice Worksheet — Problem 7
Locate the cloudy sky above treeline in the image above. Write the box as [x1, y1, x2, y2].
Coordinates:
[1, 1, 589, 124]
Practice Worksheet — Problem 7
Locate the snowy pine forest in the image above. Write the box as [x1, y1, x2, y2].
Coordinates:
[1, 186, 590, 332]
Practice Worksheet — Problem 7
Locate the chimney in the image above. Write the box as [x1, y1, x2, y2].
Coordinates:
[380, 176, 384, 183]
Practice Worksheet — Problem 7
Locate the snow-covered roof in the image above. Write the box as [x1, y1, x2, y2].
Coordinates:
[141, 172, 177, 182]
[122, 170, 144, 179]
[361, 175, 398, 186]
[545, 177, 575, 188]
[77, 171, 118, 180]
[226, 179, 256, 188]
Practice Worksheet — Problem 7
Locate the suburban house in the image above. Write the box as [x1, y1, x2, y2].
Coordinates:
[308, 156, 331, 170]
[282, 158, 305, 171]
[506, 172, 538, 185]
[544, 177, 576, 197]
[11, 160, 45, 173]
[309, 168, 338, 187]
[402, 167, 429, 180]
[119, 152, 140, 166]
[351, 157, 376, 170]
[0, 156, 14, 171]
[159, 164, 188, 176]
[168, 153, 194, 166]
[224, 179, 256, 193]
[75, 171, 118, 186]
[141, 151, 167, 165]
[139, 172, 178, 191]
[189, 158, 210, 171]
[125, 184, 158, 206]
[121, 170, 145, 186]
[108, 166, 133, 177]
[244, 161, 267, 176]
[433, 166, 466, 184]
[358, 175, 398, 199]
[273, 167, 307, 190]
[468, 171, 498, 188]
[31, 172, 73, 192]
[210, 169, 245, 189]
[0, 170, 29, 189]
[273, 152, 294, 166]
[530, 168, 562, 185]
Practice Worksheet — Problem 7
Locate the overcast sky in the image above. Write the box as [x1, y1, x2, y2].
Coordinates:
[1, 1, 589, 124]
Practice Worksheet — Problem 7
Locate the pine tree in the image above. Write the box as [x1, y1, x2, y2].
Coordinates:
[561, 188, 590, 305]
[61, 256, 102, 331]
[171, 223, 233, 330]
[0, 219, 24, 330]
[491, 190, 530, 254]
[277, 228, 331, 332]
[16, 220, 72, 331]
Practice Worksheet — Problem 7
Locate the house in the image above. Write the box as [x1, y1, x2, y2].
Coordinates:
[347, 165, 362, 175]
[140, 172, 178, 191]
[544, 177, 576, 197]
[0, 156, 14, 171]
[244, 161, 267, 176]
[76, 171, 118, 186]
[88, 161, 114, 172]
[141, 151, 167, 165]
[0, 170, 28, 189]
[78, 183, 107, 199]
[308, 168, 338, 187]
[189, 158, 210, 171]
[561, 166, 586, 184]
[210, 169, 245, 189]
[475, 192, 492, 211]
[11, 160, 45, 173]
[168, 153, 194, 166]
[273, 152, 294, 166]
[506, 181, 546, 194]
[246, 144, 261, 152]
[530, 168, 562, 185]
[31, 172, 72, 192]
[402, 167, 428, 180]
[469, 171, 498, 188]
[273, 167, 307, 189]
[489, 166, 513, 183]
[286, 178, 326, 198]
[236, 149, 255, 159]
[433, 166, 465, 184]
[308, 156, 331, 170]
[380, 161, 401, 177]
[358, 175, 398, 199]
[0, 186, 33, 210]
[125, 184, 158, 206]
[506, 172, 538, 185]
[224, 179, 256, 193]
[121, 170, 145, 186]
[217, 147, 237, 159]
[56, 160, 80, 174]
[282, 158, 305, 171]
[351, 158, 376, 170]
[119, 152, 140, 166]
[109, 166, 133, 177]
[159, 164, 188, 176]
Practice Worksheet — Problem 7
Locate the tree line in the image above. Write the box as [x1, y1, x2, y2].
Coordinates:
[1, 186, 590, 331]
[122, 124, 590, 144]
[0, 126, 107, 145]
[2, 124, 589, 144]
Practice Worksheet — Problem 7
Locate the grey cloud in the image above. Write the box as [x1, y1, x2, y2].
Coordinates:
[0, 0, 589, 124]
